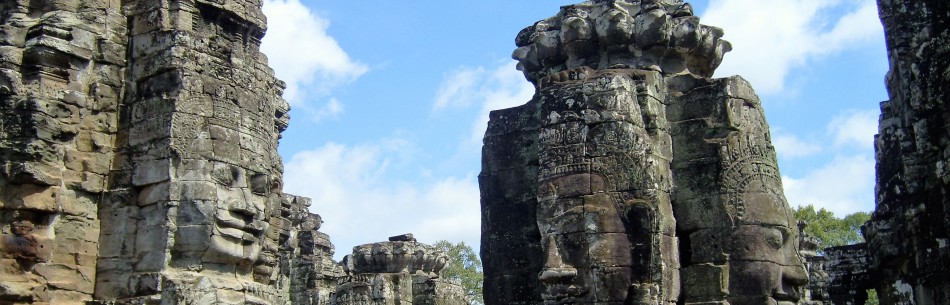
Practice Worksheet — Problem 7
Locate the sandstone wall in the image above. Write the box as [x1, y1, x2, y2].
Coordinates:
[480, 1, 807, 304]
[0, 1, 470, 304]
[0, 0, 126, 302]
[864, 0, 950, 304]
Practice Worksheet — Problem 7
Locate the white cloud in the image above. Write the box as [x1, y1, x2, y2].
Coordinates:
[301, 97, 345, 123]
[432, 60, 535, 146]
[828, 109, 879, 150]
[282, 141, 481, 260]
[433, 67, 487, 110]
[783, 154, 876, 216]
[773, 132, 823, 159]
[778, 108, 880, 215]
[261, 0, 368, 106]
[703, 0, 883, 95]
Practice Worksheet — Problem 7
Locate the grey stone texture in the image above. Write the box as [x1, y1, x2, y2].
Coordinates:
[863, 0, 950, 304]
[0, 0, 125, 303]
[480, 1, 806, 304]
[823, 244, 873, 305]
[798, 223, 831, 305]
[333, 240, 467, 305]
[0, 1, 466, 305]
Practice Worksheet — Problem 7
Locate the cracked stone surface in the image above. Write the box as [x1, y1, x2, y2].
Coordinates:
[864, 0, 950, 304]
[0, 1, 465, 304]
[480, 1, 806, 304]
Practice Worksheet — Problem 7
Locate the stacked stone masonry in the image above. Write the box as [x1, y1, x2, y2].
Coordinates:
[2, 0, 949, 304]
[0, 0, 466, 304]
[480, 1, 807, 304]
[480, 0, 950, 305]
[863, 0, 950, 304]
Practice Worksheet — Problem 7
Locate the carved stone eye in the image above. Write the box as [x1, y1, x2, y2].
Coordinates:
[766, 227, 789, 251]
[212, 163, 241, 186]
[250, 173, 269, 195]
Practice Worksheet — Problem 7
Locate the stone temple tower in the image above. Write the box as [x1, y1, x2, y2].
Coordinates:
[0, 1, 469, 304]
[479, 1, 808, 304]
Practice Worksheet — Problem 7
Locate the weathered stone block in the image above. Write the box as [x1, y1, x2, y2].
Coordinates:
[132, 159, 171, 186]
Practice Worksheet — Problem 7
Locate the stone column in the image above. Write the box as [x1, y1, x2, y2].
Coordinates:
[667, 74, 808, 305]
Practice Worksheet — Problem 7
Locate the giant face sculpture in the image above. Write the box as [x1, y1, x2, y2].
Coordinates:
[207, 162, 270, 265]
[173, 162, 273, 268]
[537, 177, 633, 304]
[674, 102, 809, 305]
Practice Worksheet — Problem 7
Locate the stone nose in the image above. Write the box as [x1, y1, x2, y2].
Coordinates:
[539, 235, 577, 283]
[774, 264, 808, 302]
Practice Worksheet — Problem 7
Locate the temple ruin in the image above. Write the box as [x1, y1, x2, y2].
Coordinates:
[480, 1, 805, 304]
[0, 0, 947, 304]
[0, 0, 464, 304]
[480, 0, 948, 305]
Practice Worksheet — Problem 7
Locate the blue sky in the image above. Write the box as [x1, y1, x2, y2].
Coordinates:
[260, 0, 887, 259]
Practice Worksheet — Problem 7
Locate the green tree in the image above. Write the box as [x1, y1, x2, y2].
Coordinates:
[434, 240, 483, 305]
[794, 204, 871, 251]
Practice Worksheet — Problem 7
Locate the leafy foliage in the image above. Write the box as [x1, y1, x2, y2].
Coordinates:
[434, 240, 483, 305]
[866, 289, 879, 305]
[794, 204, 871, 252]
[795, 205, 880, 304]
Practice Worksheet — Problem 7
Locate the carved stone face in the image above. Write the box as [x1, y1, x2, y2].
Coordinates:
[687, 193, 809, 304]
[727, 224, 808, 305]
[537, 181, 632, 304]
[174, 163, 270, 266]
[206, 163, 269, 264]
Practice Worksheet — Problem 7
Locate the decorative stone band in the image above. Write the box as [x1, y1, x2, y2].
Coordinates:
[345, 241, 449, 277]
[513, 0, 731, 85]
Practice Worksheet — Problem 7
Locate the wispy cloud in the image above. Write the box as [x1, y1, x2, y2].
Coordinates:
[432, 60, 535, 146]
[433, 67, 488, 110]
[703, 0, 883, 95]
[261, 0, 368, 107]
[783, 154, 875, 216]
[828, 109, 878, 149]
[282, 141, 481, 260]
[773, 132, 823, 159]
[779, 108, 880, 215]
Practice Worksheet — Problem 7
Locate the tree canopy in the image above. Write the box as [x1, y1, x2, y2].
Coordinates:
[794, 205, 878, 305]
[794, 204, 871, 252]
[434, 240, 483, 305]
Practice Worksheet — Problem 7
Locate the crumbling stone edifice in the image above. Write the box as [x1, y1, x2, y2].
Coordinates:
[479, 1, 807, 304]
[0, 0, 464, 304]
[2, 0, 949, 304]
[479, 0, 950, 304]
[863, 0, 950, 304]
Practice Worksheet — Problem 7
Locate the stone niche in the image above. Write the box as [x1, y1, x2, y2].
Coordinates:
[480, 1, 807, 304]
